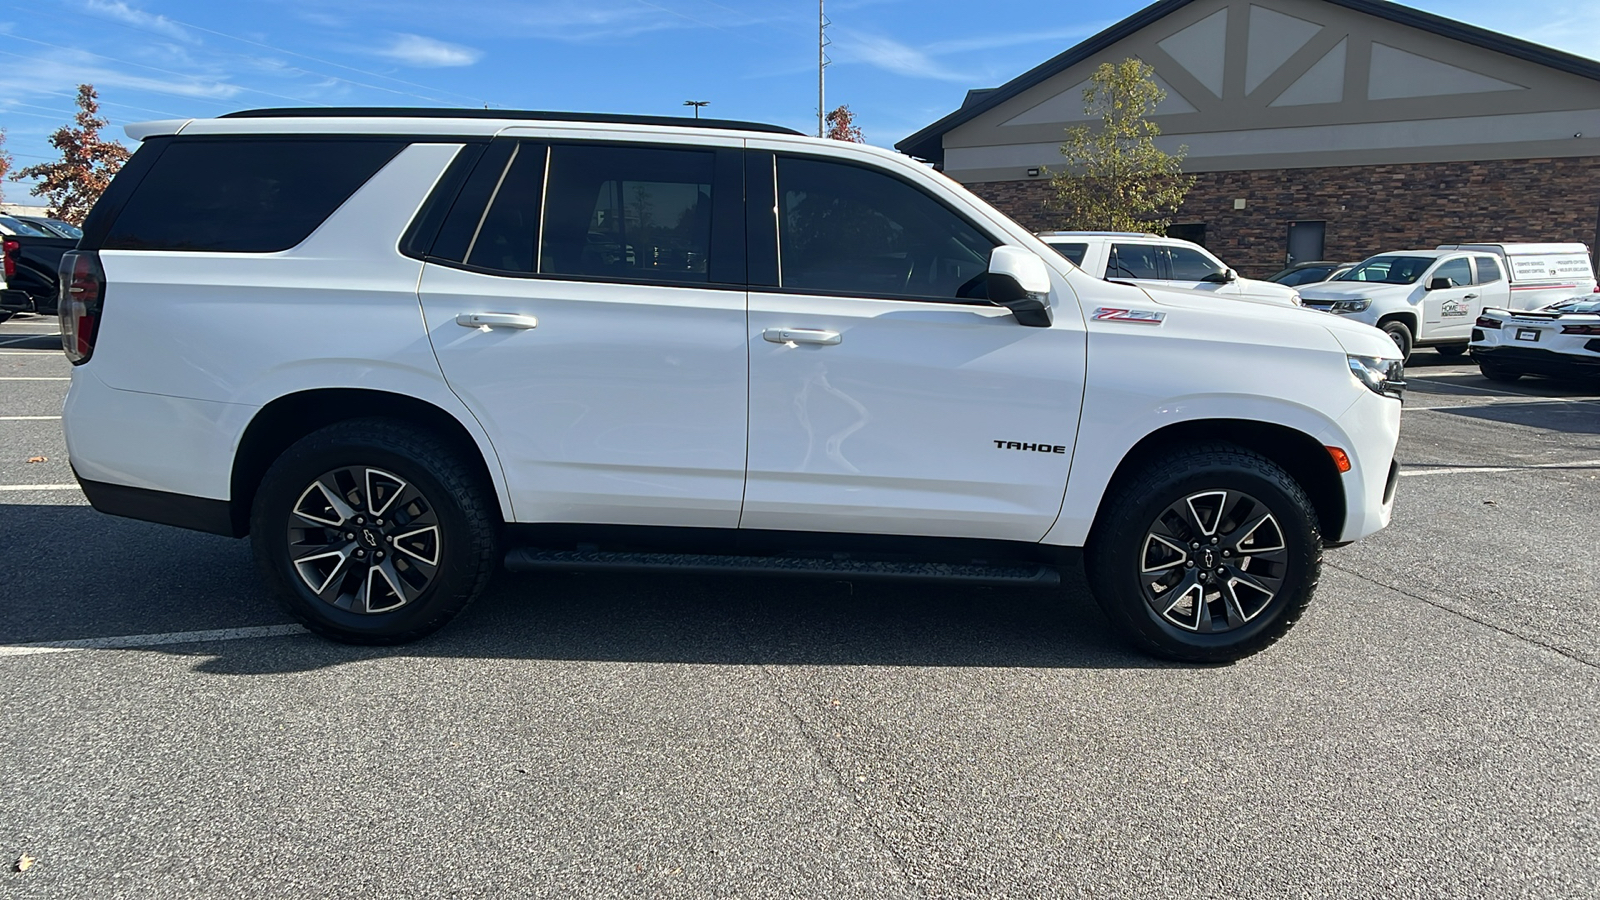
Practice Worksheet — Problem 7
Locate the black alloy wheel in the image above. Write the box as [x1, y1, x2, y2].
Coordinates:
[1086, 444, 1321, 663]
[251, 418, 498, 644]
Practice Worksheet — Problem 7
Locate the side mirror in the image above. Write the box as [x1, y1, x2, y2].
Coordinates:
[1201, 268, 1238, 284]
[1427, 276, 1451, 291]
[988, 246, 1053, 327]
[1226, 267, 1239, 283]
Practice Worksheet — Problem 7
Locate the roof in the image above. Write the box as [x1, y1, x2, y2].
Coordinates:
[222, 107, 803, 136]
[895, 0, 1600, 163]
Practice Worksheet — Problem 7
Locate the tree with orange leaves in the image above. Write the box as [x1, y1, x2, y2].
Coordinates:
[825, 105, 864, 143]
[15, 85, 130, 224]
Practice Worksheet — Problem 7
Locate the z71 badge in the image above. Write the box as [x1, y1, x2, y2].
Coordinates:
[1093, 307, 1166, 325]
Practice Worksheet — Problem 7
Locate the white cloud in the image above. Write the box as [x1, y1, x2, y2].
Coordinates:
[833, 31, 974, 82]
[371, 33, 483, 67]
[84, 0, 196, 44]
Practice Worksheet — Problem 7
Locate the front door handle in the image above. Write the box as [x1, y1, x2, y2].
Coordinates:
[763, 327, 841, 345]
[1462, 294, 1478, 300]
[456, 312, 539, 330]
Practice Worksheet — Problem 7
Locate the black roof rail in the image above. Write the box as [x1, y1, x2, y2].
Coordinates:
[219, 107, 804, 136]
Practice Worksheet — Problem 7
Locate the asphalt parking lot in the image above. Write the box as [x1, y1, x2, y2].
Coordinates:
[2, 312, 1597, 899]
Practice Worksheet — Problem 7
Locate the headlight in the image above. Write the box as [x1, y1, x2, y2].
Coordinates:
[1348, 355, 1405, 398]
[1330, 299, 1370, 313]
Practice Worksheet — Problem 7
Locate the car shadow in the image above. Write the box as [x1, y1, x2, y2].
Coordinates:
[0, 503, 1171, 673]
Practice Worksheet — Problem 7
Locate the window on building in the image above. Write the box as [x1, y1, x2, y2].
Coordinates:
[1167, 223, 1206, 246]
[776, 156, 994, 300]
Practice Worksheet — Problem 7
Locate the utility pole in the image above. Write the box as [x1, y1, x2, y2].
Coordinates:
[683, 100, 709, 119]
[818, 0, 830, 137]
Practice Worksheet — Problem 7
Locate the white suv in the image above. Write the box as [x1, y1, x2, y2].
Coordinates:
[59, 108, 1404, 661]
[1038, 232, 1302, 306]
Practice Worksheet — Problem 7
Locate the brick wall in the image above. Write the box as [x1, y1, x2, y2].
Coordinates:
[966, 157, 1600, 279]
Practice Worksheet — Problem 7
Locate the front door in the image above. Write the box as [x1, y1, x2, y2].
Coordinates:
[418, 139, 750, 527]
[1421, 256, 1476, 342]
[740, 152, 1086, 541]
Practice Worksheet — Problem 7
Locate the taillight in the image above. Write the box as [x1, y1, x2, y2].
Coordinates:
[1561, 323, 1600, 335]
[1474, 315, 1502, 329]
[58, 251, 105, 365]
[2, 239, 17, 278]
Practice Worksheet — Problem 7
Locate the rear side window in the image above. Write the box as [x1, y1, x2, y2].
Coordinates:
[1473, 256, 1503, 284]
[541, 145, 716, 284]
[1047, 242, 1087, 266]
[102, 138, 406, 252]
[1109, 244, 1162, 279]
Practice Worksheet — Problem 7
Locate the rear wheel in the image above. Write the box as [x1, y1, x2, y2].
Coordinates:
[1434, 343, 1466, 357]
[250, 418, 499, 644]
[1381, 320, 1413, 362]
[1477, 360, 1523, 383]
[1086, 445, 1322, 663]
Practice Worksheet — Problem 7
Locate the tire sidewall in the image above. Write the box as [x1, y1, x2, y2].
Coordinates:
[252, 431, 483, 642]
[1382, 321, 1413, 362]
[1093, 457, 1320, 661]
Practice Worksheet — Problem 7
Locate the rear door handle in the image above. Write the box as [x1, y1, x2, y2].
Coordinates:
[456, 312, 539, 330]
[763, 327, 841, 345]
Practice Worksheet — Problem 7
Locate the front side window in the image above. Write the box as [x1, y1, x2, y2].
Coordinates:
[1473, 256, 1503, 284]
[1165, 245, 1227, 280]
[1432, 258, 1472, 288]
[1336, 256, 1434, 285]
[776, 156, 994, 300]
[542, 145, 716, 283]
[1108, 244, 1163, 279]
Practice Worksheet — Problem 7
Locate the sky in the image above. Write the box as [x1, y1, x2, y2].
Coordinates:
[0, 0, 1597, 199]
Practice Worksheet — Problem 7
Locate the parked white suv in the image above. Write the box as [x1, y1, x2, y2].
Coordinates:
[60, 108, 1404, 662]
[1037, 232, 1302, 306]
[1297, 249, 1511, 360]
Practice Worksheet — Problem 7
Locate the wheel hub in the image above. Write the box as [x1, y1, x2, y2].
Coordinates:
[1138, 489, 1290, 633]
[285, 466, 443, 614]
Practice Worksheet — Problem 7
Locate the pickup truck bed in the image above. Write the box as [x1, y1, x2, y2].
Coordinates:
[1, 234, 76, 315]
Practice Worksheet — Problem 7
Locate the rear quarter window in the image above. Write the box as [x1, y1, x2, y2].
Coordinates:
[101, 138, 407, 252]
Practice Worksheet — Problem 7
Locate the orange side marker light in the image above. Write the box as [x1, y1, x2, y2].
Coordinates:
[1325, 446, 1352, 473]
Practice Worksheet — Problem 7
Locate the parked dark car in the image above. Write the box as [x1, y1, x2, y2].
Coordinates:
[0, 215, 77, 315]
[1269, 260, 1357, 286]
[16, 215, 83, 240]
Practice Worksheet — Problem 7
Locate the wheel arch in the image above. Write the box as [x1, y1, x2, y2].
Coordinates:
[1376, 310, 1418, 334]
[230, 388, 507, 537]
[1086, 419, 1347, 545]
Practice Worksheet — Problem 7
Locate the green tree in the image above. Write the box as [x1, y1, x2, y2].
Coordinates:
[14, 85, 130, 224]
[1046, 59, 1194, 233]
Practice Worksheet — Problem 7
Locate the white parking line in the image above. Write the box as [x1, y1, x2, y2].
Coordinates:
[0, 484, 80, 491]
[0, 624, 308, 658]
[1402, 458, 1600, 477]
[0, 376, 69, 381]
[1406, 397, 1600, 411]
[0, 415, 61, 420]
[0, 350, 59, 355]
[0, 336, 60, 346]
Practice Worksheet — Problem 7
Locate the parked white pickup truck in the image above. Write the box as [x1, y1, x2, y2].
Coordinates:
[1435, 243, 1595, 311]
[1296, 249, 1511, 360]
[1038, 232, 1301, 306]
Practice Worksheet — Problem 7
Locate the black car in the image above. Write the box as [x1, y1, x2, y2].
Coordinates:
[1268, 260, 1357, 286]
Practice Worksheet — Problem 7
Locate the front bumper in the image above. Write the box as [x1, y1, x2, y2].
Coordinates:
[1330, 386, 1403, 543]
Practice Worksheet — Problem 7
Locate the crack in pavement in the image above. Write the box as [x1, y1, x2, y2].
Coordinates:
[1326, 560, 1598, 671]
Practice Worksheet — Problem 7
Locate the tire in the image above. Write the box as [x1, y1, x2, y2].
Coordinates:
[1434, 343, 1466, 357]
[1085, 444, 1322, 663]
[1477, 360, 1523, 383]
[0, 311, 11, 325]
[250, 418, 500, 644]
[1380, 320, 1413, 362]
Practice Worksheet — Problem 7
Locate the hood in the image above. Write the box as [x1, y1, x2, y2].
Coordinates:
[1297, 280, 1409, 301]
[1318, 312, 1403, 360]
[1135, 284, 1400, 360]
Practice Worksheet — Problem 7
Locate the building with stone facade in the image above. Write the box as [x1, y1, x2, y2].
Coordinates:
[897, 0, 1600, 278]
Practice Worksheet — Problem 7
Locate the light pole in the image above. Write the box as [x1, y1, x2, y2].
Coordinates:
[683, 100, 709, 119]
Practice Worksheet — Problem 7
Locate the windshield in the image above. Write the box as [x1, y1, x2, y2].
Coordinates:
[1548, 295, 1600, 314]
[1335, 256, 1435, 285]
[0, 216, 51, 237]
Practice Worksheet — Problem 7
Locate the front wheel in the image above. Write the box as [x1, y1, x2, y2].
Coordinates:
[1085, 445, 1322, 663]
[1381, 320, 1414, 362]
[250, 419, 500, 644]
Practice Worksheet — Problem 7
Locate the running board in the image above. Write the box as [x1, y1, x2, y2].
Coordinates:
[503, 548, 1061, 588]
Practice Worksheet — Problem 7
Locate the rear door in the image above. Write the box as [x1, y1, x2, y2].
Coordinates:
[416, 137, 750, 527]
[740, 149, 1085, 540]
